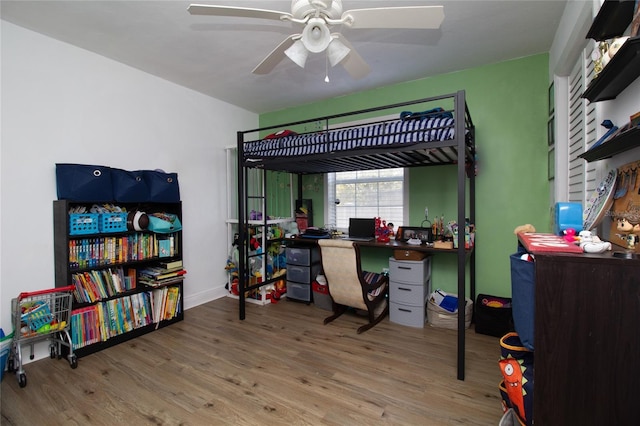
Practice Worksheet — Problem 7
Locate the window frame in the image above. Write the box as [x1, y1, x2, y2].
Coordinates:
[321, 113, 410, 231]
[325, 167, 409, 232]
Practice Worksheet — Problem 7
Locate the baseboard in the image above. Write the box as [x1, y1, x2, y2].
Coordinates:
[184, 286, 228, 310]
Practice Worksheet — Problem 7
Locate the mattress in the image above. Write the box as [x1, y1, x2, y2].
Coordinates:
[243, 116, 456, 159]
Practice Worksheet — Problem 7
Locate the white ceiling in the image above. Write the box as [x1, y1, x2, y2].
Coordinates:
[1, 0, 568, 114]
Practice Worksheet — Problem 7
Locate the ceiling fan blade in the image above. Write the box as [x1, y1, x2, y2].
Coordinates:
[333, 34, 370, 80]
[252, 35, 298, 75]
[342, 6, 444, 29]
[187, 4, 292, 21]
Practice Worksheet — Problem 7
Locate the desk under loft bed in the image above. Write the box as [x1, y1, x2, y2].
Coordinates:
[235, 90, 476, 380]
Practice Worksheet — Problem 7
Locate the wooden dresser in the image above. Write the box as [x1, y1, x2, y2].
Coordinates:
[533, 251, 640, 425]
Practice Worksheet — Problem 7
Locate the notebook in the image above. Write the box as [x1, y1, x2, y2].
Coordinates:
[345, 218, 376, 242]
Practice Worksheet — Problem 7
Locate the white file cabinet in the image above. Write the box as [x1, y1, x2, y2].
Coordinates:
[388, 257, 432, 327]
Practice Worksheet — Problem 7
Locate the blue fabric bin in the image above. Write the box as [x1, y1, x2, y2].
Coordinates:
[510, 247, 536, 351]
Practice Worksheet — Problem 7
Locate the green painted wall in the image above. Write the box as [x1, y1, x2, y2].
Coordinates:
[260, 54, 550, 297]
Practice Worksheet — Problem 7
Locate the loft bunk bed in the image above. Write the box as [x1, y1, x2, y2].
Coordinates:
[235, 90, 476, 380]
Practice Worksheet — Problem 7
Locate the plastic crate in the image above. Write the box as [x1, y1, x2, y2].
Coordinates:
[21, 302, 53, 331]
[99, 212, 127, 233]
[69, 213, 99, 235]
[312, 281, 332, 311]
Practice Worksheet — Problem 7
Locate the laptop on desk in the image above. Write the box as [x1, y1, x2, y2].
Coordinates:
[344, 218, 376, 242]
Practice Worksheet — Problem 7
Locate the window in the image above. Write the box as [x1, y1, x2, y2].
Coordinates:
[326, 168, 405, 230]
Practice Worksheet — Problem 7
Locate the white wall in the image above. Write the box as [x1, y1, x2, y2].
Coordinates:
[0, 22, 258, 343]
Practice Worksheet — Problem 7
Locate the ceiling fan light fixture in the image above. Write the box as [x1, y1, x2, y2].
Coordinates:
[301, 17, 331, 53]
[284, 39, 309, 68]
[190, 2, 445, 79]
[327, 37, 350, 66]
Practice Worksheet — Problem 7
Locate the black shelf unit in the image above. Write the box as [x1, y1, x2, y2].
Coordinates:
[583, 0, 639, 102]
[583, 36, 640, 102]
[579, 126, 640, 161]
[53, 200, 184, 358]
[586, 0, 636, 41]
[581, 0, 640, 161]
[71, 315, 183, 358]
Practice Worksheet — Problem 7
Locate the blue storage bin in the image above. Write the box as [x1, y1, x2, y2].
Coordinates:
[510, 247, 536, 351]
[56, 163, 113, 202]
[69, 213, 99, 235]
[143, 170, 180, 202]
[112, 168, 150, 202]
[98, 212, 128, 233]
[554, 202, 582, 235]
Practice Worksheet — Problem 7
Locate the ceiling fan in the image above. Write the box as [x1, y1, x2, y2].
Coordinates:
[188, 1, 444, 79]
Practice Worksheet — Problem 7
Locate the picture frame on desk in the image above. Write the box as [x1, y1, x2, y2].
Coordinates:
[396, 226, 433, 243]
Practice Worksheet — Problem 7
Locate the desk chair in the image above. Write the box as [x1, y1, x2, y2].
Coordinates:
[318, 239, 389, 333]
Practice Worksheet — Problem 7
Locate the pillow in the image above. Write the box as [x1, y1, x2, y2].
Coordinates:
[400, 107, 453, 121]
[264, 129, 297, 139]
[363, 271, 385, 299]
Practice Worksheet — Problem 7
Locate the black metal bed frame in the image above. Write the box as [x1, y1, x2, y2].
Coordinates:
[235, 90, 476, 380]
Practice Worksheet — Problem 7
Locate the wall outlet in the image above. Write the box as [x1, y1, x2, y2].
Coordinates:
[425, 207, 429, 219]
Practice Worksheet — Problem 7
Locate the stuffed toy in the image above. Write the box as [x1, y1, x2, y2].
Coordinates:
[269, 269, 287, 302]
[513, 224, 536, 235]
[375, 217, 392, 242]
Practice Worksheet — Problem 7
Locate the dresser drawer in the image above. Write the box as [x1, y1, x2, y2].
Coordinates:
[389, 301, 426, 328]
[390, 279, 430, 306]
[286, 281, 311, 302]
[287, 264, 321, 284]
[389, 257, 431, 284]
[286, 247, 320, 266]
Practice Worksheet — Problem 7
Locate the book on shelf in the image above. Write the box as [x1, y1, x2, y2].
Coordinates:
[158, 239, 171, 257]
[147, 285, 181, 328]
[156, 269, 186, 280]
[158, 259, 183, 270]
[151, 287, 168, 329]
[139, 276, 185, 288]
[157, 264, 184, 274]
[69, 285, 182, 349]
[69, 234, 161, 269]
[71, 266, 132, 304]
[163, 286, 181, 321]
[138, 266, 187, 283]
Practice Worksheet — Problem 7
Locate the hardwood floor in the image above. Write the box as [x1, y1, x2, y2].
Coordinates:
[1, 297, 503, 425]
